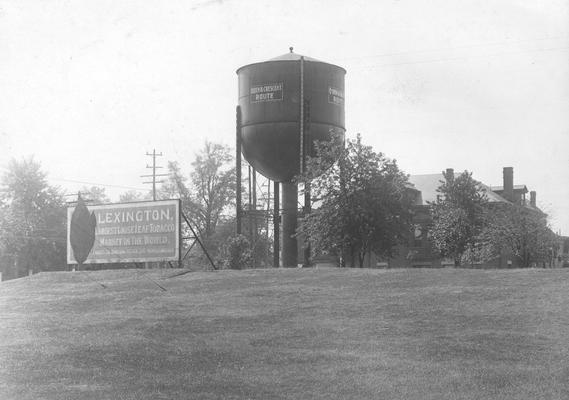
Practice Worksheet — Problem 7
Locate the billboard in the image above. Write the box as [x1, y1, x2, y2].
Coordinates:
[67, 199, 180, 264]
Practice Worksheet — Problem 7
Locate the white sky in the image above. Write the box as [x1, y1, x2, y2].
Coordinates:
[1, 0, 568, 233]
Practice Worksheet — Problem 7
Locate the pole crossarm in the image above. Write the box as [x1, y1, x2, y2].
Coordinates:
[143, 149, 165, 201]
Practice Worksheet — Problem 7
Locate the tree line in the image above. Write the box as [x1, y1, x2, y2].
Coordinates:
[0, 142, 238, 278]
[297, 133, 558, 268]
[0, 135, 560, 279]
[430, 170, 559, 267]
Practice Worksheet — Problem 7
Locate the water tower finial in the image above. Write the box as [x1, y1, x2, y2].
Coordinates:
[289, 46, 294, 53]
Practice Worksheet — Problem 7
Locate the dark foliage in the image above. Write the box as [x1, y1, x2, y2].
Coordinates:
[0, 158, 66, 276]
[297, 132, 414, 267]
[219, 234, 253, 270]
[429, 170, 488, 266]
[477, 204, 557, 267]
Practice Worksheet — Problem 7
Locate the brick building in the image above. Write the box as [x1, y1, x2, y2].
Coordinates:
[360, 166, 555, 268]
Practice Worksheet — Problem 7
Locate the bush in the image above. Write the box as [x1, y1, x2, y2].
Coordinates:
[251, 234, 273, 268]
[220, 234, 253, 270]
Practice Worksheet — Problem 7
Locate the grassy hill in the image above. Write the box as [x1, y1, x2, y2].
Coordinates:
[1, 268, 568, 400]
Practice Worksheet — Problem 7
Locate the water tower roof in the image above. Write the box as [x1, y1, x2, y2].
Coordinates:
[236, 48, 346, 74]
[268, 51, 323, 62]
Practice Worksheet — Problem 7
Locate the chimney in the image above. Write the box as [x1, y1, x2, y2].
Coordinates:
[445, 168, 454, 183]
[530, 191, 536, 207]
[503, 167, 514, 202]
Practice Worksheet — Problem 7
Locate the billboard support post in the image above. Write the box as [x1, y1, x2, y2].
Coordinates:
[181, 212, 217, 270]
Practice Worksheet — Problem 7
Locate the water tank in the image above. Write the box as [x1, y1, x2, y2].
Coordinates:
[237, 50, 346, 182]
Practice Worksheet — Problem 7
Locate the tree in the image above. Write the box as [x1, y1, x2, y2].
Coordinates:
[161, 160, 190, 204]
[297, 133, 414, 268]
[219, 234, 253, 270]
[161, 142, 236, 267]
[189, 142, 236, 237]
[477, 204, 557, 268]
[119, 190, 151, 203]
[429, 170, 488, 266]
[162, 142, 235, 238]
[79, 186, 110, 204]
[0, 158, 66, 277]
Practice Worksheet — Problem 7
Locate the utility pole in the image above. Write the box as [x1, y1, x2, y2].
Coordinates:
[141, 149, 169, 201]
[141, 149, 169, 270]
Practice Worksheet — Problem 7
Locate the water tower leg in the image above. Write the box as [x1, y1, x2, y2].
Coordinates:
[235, 105, 242, 235]
[273, 181, 280, 268]
[282, 182, 298, 268]
[303, 181, 311, 267]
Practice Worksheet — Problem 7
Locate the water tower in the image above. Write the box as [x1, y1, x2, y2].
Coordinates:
[236, 48, 345, 267]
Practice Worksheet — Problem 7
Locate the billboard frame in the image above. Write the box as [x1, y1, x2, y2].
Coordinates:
[67, 199, 181, 265]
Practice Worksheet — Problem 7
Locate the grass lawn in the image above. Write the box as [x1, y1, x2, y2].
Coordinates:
[0, 268, 568, 399]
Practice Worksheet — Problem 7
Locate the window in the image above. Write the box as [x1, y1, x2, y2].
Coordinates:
[413, 225, 423, 247]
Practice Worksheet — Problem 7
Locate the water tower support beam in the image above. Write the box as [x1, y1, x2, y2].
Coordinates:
[302, 98, 311, 267]
[252, 167, 257, 244]
[273, 181, 280, 268]
[248, 166, 253, 239]
[303, 181, 311, 267]
[282, 182, 298, 268]
[236, 106, 242, 235]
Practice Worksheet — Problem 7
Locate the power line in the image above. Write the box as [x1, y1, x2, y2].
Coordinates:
[336, 35, 569, 62]
[50, 178, 148, 192]
[351, 45, 569, 70]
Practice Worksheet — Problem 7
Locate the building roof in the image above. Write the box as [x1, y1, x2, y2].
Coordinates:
[490, 185, 528, 193]
[408, 173, 510, 205]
